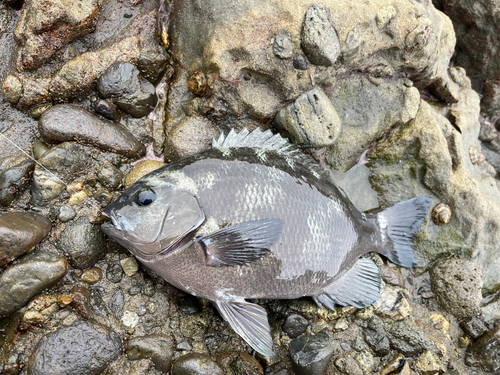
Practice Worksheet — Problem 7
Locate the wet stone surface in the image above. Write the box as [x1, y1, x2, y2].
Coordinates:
[289, 331, 334, 375]
[0, 154, 35, 206]
[171, 353, 225, 375]
[283, 314, 309, 339]
[126, 334, 174, 372]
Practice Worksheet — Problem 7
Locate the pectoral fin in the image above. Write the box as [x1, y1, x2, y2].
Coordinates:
[198, 219, 283, 267]
[215, 300, 274, 357]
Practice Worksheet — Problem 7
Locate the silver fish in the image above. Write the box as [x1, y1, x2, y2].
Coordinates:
[101, 128, 432, 356]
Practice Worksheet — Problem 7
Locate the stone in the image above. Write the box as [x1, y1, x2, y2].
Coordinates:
[97, 163, 123, 190]
[69, 284, 91, 319]
[283, 314, 309, 339]
[372, 285, 411, 321]
[56, 216, 107, 269]
[124, 160, 166, 188]
[93, 99, 117, 120]
[58, 206, 76, 223]
[0, 212, 51, 267]
[68, 190, 87, 205]
[273, 28, 293, 59]
[171, 353, 224, 375]
[27, 320, 121, 375]
[363, 329, 390, 356]
[80, 268, 102, 284]
[137, 44, 169, 84]
[0, 154, 35, 206]
[127, 335, 174, 372]
[300, 5, 340, 66]
[93, 189, 113, 208]
[13, 0, 101, 71]
[412, 350, 442, 374]
[0, 251, 68, 317]
[165, 115, 219, 162]
[274, 86, 341, 147]
[109, 290, 124, 319]
[39, 104, 145, 158]
[122, 310, 139, 328]
[217, 351, 264, 375]
[106, 263, 124, 283]
[430, 258, 482, 320]
[120, 257, 139, 277]
[31, 141, 50, 160]
[1, 75, 22, 105]
[289, 331, 334, 375]
[466, 325, 500, 372]
[293, 54, 308, 70]
[30, 104, 52, 121]
[460, 314, 490, 340]
[97, 62, 157, 118]
[30, 142, 90, 206]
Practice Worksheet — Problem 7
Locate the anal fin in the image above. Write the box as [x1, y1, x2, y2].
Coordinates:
[214, 300, 274, 357]
[314, 258, 381, 310]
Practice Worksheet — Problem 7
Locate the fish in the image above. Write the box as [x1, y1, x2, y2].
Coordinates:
[101, 128, 432, 356]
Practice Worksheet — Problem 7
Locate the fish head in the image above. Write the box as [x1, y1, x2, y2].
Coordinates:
[101, 181, 205, 259]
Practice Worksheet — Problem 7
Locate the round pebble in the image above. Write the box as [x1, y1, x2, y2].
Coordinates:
[97, 163, 123, 190]
[80, 267, 103, 284]
[94, 99, 117, 120]
[172, 353, 224, 375]
[120, 256, 139, 276]
[58, 206, 76, 223]
[106, 263, 124, 283]
[283, 314, 309, 338]
[122, 310, 139, 328]
[68, 190, 88, 205]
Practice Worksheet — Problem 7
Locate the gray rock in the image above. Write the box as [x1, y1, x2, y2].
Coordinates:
[109, 290, 124, 318]
[93, 99, 117, 120]
[0, 212, 52, 268]
[56, 216, 107, 269]
[0, 154, 35, 206]
[27, 320, 121, 375]
[127, 334, 174, 372]
[58, 205, 76, 223]
[92, 189, 113, 208]
[466, 325, 500, 372]
[171, 353, 224, 375]
[430, 258, 482, 320]
[97, 62, 158, 118]
[39, 104, 146, 158]
[300, 6, 340, 66]
[30, 142, 90, 206]
[273, 28, 293, 59]
[293, 54, 308, 70]
[274, 86, 341, 147]
[97, 163, 123, 190]
[106, 263, 124, 283]
[0, 251, 68, 317]
[137, 44, 169, 84]
[283, 314, 309, 339]
[363, 329, 390, 356]
[460, 314, 490, 340]
[289, 331, 334, 375]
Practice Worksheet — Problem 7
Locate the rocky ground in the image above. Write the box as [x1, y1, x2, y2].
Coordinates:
[1, 0, 500, 374]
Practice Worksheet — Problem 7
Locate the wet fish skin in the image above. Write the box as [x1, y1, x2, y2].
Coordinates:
[101, 128, 432, 356]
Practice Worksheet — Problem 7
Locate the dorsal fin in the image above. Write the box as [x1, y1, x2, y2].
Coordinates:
[212, 127, 329, 179]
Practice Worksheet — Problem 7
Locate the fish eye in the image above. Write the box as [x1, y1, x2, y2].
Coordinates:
[136, 188, 156, 206]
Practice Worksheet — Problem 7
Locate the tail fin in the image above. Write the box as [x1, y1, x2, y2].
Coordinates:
[372, 196, 432, 268]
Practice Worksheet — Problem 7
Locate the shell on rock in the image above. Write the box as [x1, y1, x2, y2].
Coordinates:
[469, 146, 485, 165]
[187, 71, 208, 97]
[432, 203, 451, 226]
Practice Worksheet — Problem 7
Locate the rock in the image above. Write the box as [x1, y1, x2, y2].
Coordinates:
[106, 263, 124, 283]
[171, 353, 224, 375]
[92, 189, 113, 208]
[0, 251, 68, 317]
[274, 86, 341, 147]
[301, 5, 340, 66]
[165, 115, 219, 161]
[68, 190, 88, 205]
[97, 62, 157, 118]
[58, 206, 76, 223]
[127, 335, 174, 373]
[39, 104, 146, 158]
[13, 0, 101, 71]
[69, 284, 91, 319]
[30, 104, 52, 121]
[412, 350, 442, 374]
[273, 28, 293, 59]
[31, 141, 50, 160]
[429, 258, 482, 320]
[289, 331, 334, 375]
[120, 257, 139, 277]
[177, 296, 202, 315]
[0, 212, 51, 268]
[56, 216, 107, 269]
[30, 142, 90, 206]
[0, 154, 35, 206]
[27, 319, 121, 375]
[460, 314, 490, 340]
[93, 99, 117, 120]
[137, 44, 169, 84]
[80, 267, 102, 284]
[363, 329, 390, 357]
[283, 314, 309, 339]
[466, 325, 500, 372]
[293, 54, 308, 70]
[124, 160, 166, 188]
[97, 163, 123, 190]
[1, 75, 22, 105]
[217, 351, 263, 375]
[122, 310, 139, 328]
[372, 285, 411, 321]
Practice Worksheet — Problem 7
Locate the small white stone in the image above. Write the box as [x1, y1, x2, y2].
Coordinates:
[120, 257, 139, 277]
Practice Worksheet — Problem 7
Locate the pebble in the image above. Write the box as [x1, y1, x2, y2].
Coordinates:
[0, 251, 68, 317]
[127, 334, 174, 372]
[122, 310, 139, 328]
[106, 263, 124, 283]
[97, 163, 123, 190]
[165, 115, 219, 161]
[293, 54, 308, 70]
[58, 205, 76, 223]
[68, 190, 88, 205]
[32, 141, 50, 160]
[273, 28, 293, 59]
[69, 284, 91, 319]
[124, 160, 166, 188]
[301, 5, 340, 66]
[27, 320, 121, 375]
[147, 302, 157, 314]
[430, 258, 483, 320]
[109, 290, 124, 318]
[56, 216, 107, 269]
[93, 189, 113, 207]
[128, 283, 142, 296]
[289, 331, 334, 375]
[372, 285, 411, 321]
[39, 104, 146, 158]
[460, 314, 489, 340]
[363, 329, 390, 356]
[283, 314, 309, 338]
[217, 351, 264, 375]
[0, 155, 35, 206]
[413, 350, 442, 374]
[0, 212, 52, 267]
[66, 181, 83, 193]
[380, 353, 404, 375]
[274, 86, 341, 147]
[93, 99, 117, 120]
[120, 256, 139, 276]
[137, 305, 147, 316]
[137, 45, 169, 84]
[334, 318, 349, 331]
[171, 353, 224, 375]
[97, 62, 157, 118]
[466, 325, 500, 371]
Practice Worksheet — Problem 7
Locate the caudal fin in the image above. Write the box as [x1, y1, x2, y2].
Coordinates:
[373, 196, 432, 268]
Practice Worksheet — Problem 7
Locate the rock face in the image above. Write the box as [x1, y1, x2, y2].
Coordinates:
[39, 104, 146, 158]
[14, 0, 102, 71]
[0, 212, 52, 268]
[0, 154, 35, 206]
[28, 320, 121, 375]
[0, 251, 68, 317]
